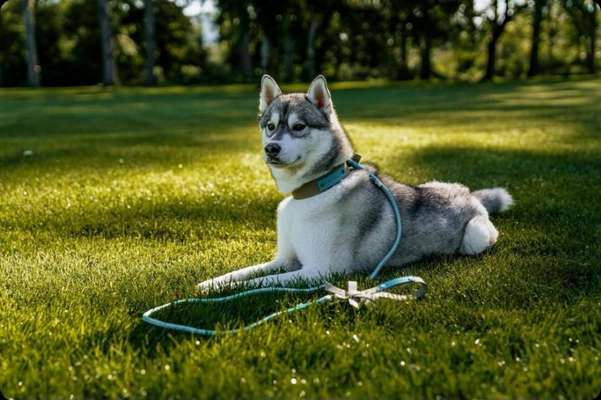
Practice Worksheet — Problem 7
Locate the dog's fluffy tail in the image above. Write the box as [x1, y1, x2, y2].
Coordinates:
[472, 188, 513, 214]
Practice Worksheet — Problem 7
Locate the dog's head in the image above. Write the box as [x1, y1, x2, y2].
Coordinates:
[257, 75, 353, 193]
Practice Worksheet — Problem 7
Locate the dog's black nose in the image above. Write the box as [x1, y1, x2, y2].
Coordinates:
[264, 143, 281, 156]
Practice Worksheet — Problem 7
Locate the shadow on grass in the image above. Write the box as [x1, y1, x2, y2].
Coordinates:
[403, 145, 601, 301]
[2, 79, 600, 144]
[68, 196, 277, 241]
[339, 79, 601, 139]
[0, 126, 257, 174]
[409, 145, 601, 187]
[0, 88, 259, 139]
[127, 286, 349, 354]
[2, 192, 277, 244]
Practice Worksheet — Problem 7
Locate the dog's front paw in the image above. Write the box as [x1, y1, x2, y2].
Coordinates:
[196, 279, 217, 294]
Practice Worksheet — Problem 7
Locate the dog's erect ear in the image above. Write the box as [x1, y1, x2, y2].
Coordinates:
[259, 74, 282, 113]
[307, 75, 332, 113]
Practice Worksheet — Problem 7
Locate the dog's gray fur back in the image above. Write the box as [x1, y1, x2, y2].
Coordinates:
[339, 170, 503, 270]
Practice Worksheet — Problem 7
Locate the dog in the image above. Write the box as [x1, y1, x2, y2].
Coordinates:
[198, 75, 513, 292]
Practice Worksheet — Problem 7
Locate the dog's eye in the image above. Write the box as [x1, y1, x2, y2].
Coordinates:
[267, 122, 275, 131]
[292, 123, 306, 131]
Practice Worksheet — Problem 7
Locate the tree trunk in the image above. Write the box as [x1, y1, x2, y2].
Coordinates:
[528, 0, 546, 77]
[98, 0, 117, 85]
[482, 2, 526, 83]
[398, 21, 410, 80]
[305, 19, 319, 79]
[586, 8, 597, 74]
[0, 15, 3, 86]
[418, 0, 433, 81]
[282, 14, 294, 81]
[260, 36, 270, 73]
[546, 0, 557, 66]
[419, 35, 432, 80]
[238, 30, 252, 81]
[143, 0, 156, 85]
[483, 33, 499, 81]
[283, 35, 294, 82]
[22, 0, 40, 87]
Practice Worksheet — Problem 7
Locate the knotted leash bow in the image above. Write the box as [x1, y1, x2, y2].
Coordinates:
[142, 155, 427, 336]
[324, 277, 427, 309]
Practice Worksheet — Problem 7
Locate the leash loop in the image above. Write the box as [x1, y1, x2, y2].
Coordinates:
[142, 286, 330, 336]
[143, 155, 427, 335]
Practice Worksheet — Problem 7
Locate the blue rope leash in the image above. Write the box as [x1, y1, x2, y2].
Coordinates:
[142, 158, 426, 336]
[346, 159, 402, 280]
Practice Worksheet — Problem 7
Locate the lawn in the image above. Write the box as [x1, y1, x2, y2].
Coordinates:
[1, 79, 600, 399]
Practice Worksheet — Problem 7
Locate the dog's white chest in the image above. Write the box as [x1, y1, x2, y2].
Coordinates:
[280, 198, 343, 270]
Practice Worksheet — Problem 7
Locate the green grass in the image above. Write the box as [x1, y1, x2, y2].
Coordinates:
[1, 79, 600, 399]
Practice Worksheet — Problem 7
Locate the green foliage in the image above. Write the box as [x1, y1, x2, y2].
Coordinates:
[1, 80, 600, 398]
[1, 0, 600, 85]
[212, 0, 600, 83]
[0, 0, 26, 86]
[123, 0, 207, 84]
[0, 0, 206, 86]
[496, 13, 532, 78]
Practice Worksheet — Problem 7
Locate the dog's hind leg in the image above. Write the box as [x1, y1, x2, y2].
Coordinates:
[459, 215, 499, 255]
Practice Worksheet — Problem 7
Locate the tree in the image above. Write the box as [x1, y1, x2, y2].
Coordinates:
[387, 1, 413, 79]
[407, 0, 463, 80]
[134, 0, 206, 83]
[21, 0, 39, 87]
[35, 0, 71, 86]
[416, 1, 434, 79]
[97, 0, 117, 85]
[143, 0, 157, 85]
[528, 0, 548, 77]
[450, 0, 481, 80]
[297, 0, 338, 80]
[301, 0, 337, 80]
[482, 0, 528, 81]
[0, 0, 10, 9]
[589, 4, 597, 73]
[217, 0, 310, 81]
[215, 0, 255, 81]
[252, 1, 287, 76]
[562, 0, 598, 74]
[281, 8, 303, 82]
[305, 17, 320, 79]
[0, 0, 27, 86]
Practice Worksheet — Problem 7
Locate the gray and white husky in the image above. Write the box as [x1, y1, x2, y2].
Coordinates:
[198, 75, 513, 291]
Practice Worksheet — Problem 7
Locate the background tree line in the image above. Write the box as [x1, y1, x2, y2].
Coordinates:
[0, 0, 600, 87]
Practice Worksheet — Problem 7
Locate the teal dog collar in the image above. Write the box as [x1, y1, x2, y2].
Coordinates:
[291, 154, 361, 199]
